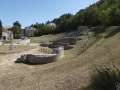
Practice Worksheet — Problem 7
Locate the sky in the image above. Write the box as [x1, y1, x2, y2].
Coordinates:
[0, 0, 98, 27]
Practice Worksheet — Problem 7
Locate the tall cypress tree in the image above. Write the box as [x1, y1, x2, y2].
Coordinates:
[0, 20, 3, 37]
[11, 21, 21, 39]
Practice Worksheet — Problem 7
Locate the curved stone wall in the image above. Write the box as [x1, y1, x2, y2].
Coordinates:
[16, 47, 64, 65]
[16, 54, 57, 64]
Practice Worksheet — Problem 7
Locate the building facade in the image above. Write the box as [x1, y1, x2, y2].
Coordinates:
[23, 27, 36, 37]
[1, 29, 13, 41]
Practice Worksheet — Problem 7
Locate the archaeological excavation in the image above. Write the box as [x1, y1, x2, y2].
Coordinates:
[15, 47, 64, 64]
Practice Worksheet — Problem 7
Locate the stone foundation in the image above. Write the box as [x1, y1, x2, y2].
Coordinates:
[16, 54, 57, 64]
[16, 47, 64, 65]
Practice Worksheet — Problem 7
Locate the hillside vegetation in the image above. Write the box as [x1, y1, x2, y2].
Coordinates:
[31, 0, 120, 35]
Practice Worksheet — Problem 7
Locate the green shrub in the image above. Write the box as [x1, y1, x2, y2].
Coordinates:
[103, 26, 120, 38]
[88, 65, 120, 90]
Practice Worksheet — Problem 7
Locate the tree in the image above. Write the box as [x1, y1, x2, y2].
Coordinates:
[0, 20, 3, 37]
[52, 13, 73, 32]
[52, 13, 73, 25]
[110, 7, 120, 25]
[31, 22, 57, 36]
[11, 21, 21, 39]
[31, 0, 120, 35]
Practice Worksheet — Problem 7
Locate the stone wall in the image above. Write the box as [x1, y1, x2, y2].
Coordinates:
[18, 54, 57, 64]
[52, 47, 64, 59]
[16, 47, 64, 64]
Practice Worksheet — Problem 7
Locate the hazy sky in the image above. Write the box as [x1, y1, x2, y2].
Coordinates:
[0, 0, 98, 27]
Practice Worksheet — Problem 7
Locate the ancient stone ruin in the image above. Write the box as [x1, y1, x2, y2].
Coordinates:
[48, 37, 77, 50]
[15, 47, 64, 65]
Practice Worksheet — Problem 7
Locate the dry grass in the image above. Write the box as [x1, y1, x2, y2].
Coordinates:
[87, 65, 120, 90]
[0, 32, 120, 90]
[30, 33, 64, 44]
[0, 45, 35, 55]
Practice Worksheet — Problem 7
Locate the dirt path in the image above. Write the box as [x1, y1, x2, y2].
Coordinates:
[0, 46, 39, 66]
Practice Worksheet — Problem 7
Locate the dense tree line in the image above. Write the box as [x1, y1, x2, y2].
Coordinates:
[31, 13, 73, 35]
[31, 22, 56, 36]
[0, 20, 3, 37]
[31, 0, 120, 36]
[54, 0, 120, 30]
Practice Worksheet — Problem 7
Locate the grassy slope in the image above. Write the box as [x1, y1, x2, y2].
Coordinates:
[0, 32, 120, 90]
[30, 33, 65, 43]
